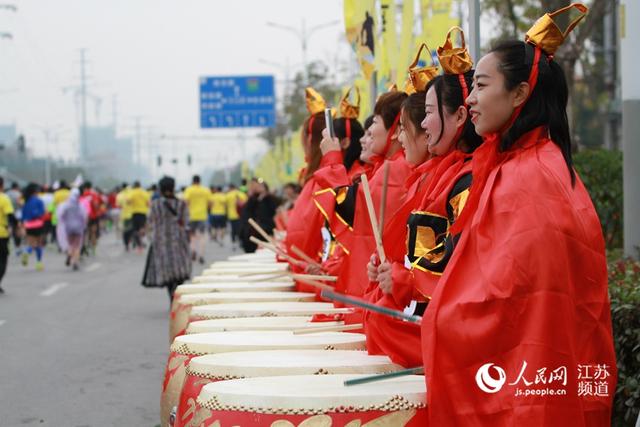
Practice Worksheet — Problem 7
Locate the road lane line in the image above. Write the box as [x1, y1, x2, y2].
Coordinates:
[85, 262, 102, 272]
[40, 282, 69, 297]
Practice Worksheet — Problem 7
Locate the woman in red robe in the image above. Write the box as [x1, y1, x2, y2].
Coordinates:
[284, 88, 344, 292]
[365, 29, 483, 367]
[313, 91, 411, 324]
[421, 5, 616, 425]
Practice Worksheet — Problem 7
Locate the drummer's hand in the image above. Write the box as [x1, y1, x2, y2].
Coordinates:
[366, 254, 380, 282]
[377, 261, 393, 294]
[305, 264, 325, 276]
[320, 128, 341, 155]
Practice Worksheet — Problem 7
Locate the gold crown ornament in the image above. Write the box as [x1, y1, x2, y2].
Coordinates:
[437, 26, 473, 75]
[339, 86, 360, 119]
[407, 43, 440, 93]
[305, 87, 327, 115]
[525, 3, 588, 56]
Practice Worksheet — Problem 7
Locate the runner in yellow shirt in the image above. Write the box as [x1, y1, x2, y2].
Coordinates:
[127, 181, 150, 252]
[183, 175, 211, 264]
[225, 183, 247, 251]
[209, 186, 227, 245]
[0, 176, 17, 293]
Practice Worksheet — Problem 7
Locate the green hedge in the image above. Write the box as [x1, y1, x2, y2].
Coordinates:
[609, 257, 640, 426]
[574, 149, 623, 250]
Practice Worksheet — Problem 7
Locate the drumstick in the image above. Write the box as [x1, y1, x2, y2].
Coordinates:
[291, 274, 337, 282]
[238, 269, 284, 277]
[379, 161, 390, 230]
[290, 245, 323, 269]
[344, 366, 424, 386]
[249, 236, 306, 268]
[248, 218, 277, 245]
[293, 323, 363, 335]
[320, 289, 422, 324]
[292, 275, 334, 291]
[360, 174, 386, 263]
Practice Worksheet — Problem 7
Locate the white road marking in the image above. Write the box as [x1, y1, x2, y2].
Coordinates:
[40, 282, 69, 297]
[85, 262, 102, 272]
[0, 320, 6, 327]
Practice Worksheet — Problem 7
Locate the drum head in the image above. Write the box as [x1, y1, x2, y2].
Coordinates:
[188, 350, 400, 378]
[197, 374, 426, 413]
[186, 316, 341, 334]
[170, 331, 366, 355]
[190, 302, 351, 320]
[178, 292, 315, 306]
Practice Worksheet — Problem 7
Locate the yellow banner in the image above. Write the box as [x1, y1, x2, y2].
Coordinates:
[344, 0, 377, 80]
[379, 0, 398, 86]
[418, 0, 459, 59]
[397, 0, 416, 87]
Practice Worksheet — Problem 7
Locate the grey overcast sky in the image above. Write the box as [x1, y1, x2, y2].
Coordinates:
[0, 0, 347, 172]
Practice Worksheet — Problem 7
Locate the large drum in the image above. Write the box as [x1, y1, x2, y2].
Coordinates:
[186, 316, 342, 334]
[161, 331, 366, 427]
[175, 350, 400, 427]
[170, 292, 316, 342]
[192, 374, 427, 426]
[189, 302, 351, 322]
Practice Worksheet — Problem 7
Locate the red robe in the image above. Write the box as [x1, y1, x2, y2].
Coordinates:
[364, 150, 472, 367]
[422, 128, 616, 426]
[284, 152, 343, 293]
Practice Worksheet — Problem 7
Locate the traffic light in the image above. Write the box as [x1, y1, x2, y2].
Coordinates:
[157, 155, 162, 167]
[187, 154, 192, 166]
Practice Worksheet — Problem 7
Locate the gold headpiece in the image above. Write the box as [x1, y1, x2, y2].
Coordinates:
[437, 27, 473, 75]
[407, 43, 440, 93]
[525, 3, 588, 56]
[305, 87, 326, 115]
[339, 87, 360, 119]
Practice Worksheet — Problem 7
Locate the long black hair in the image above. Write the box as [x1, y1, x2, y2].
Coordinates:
[22, 183, 40, 201]
[490, 39, 574, 183]
[429, 72, 482, 153]
[334, 118, 364, 171]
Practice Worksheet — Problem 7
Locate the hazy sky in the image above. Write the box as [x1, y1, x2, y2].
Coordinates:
[0, 0, 348, 176]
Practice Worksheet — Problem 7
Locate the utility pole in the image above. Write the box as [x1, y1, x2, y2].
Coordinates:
[467, 0, 481, 63]
[266, 18, 340, 85]
[79, 49, 88, 161]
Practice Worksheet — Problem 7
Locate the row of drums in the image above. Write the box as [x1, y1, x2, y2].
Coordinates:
[161, 249, 427, 427]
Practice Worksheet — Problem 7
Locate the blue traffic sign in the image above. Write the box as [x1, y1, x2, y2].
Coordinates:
[199, 75, 276, 128]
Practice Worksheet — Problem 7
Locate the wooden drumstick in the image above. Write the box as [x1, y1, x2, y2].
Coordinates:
[344, 366, 424, 386]
[248, 218, 277, 245]
[290, 245, 323, 269]
[249, 236, 306, 268]
[292, 275, 334, 291]
[291, 274, 337, 282]
[360, 174, 386, 263]
[293, 323, 363, 335]
[379, 161, 390, 230]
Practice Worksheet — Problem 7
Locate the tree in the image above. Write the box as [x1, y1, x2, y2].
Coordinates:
[260, 60, 342, 146]
[481, 0, 617, 149]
